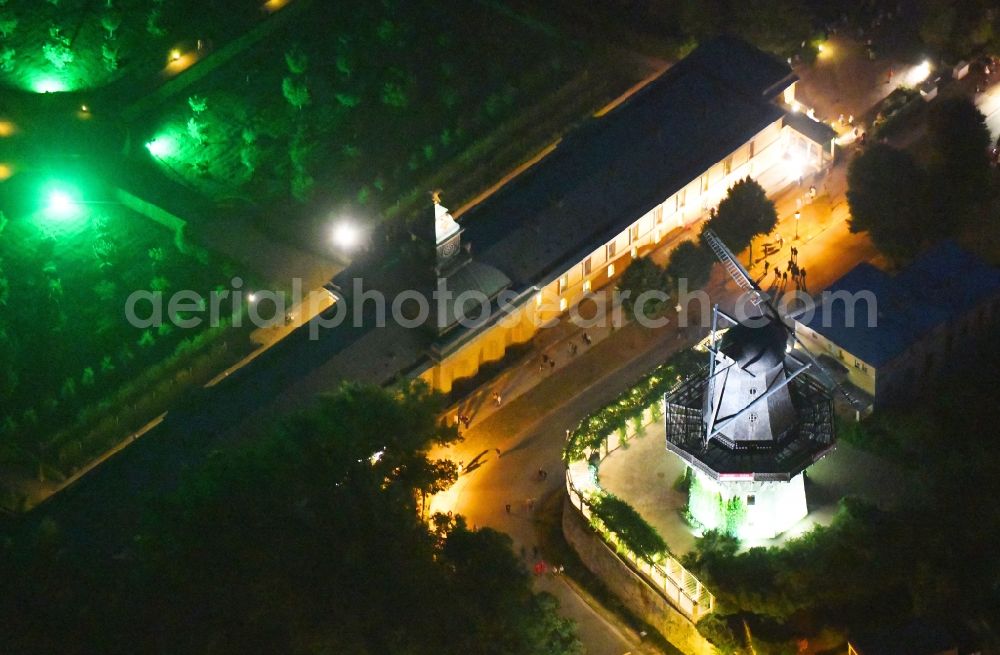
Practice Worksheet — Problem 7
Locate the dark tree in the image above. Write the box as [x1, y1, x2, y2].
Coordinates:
[617, 256, 670, 320]
[0, 381, 582, 655]
[666, 240, 715, 290]
[925, 97, 993, 230]
[847, 143, 931, 263]
[706, 177, 777, 254]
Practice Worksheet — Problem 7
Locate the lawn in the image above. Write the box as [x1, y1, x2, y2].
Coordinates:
[137, 0, 634, 225]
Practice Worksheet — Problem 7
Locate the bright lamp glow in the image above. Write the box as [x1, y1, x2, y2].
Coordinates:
[33, 78, 67, 94]
[170, 49, 182, 62]
[145, 136, 176, 158]
[907, 60, 932, 85]
[332, 222, 361, 250]
[45, 189, 80, 219]
[783, 152, 806, 181]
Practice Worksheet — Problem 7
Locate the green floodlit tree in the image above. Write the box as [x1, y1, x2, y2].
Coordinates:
[42, 40, 74, 69]
[282, 76, 310, 110]
[100, 12, 121, 40]
[146, 7, 165, 37]
[0, 14, 17, 39]
[187, 95, 207, 114]
[705, 177, 777, 255]
[284, 45, 308, 75]
[847, 142, 930, 263]
[0, 46, 13, 72]
[617, 255, 670, 321]
[101, 43, 118, 71]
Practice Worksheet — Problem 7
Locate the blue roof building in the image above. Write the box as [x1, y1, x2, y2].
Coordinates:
[795, 241, 1000, 407]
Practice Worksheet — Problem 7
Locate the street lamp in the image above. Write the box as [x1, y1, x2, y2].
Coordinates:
[794, 211, 801, 240]
[332, 221, 361, 251]
[145, 136, 176, 158]
[46, 190, 79, 217]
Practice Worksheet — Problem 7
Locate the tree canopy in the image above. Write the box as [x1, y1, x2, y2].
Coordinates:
[665, 240, 715, 290]
[0, 381, 582, 655]
[847, 143, 931, 263]
[706, 177, 777, 254]
[925, 97, 993, 230]
[617, 256, 670, 321]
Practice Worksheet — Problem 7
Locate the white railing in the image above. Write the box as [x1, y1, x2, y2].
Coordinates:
[564, 404, 715, 621]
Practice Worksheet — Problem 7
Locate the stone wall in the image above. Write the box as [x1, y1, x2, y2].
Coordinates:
[562, 496, 717, 655]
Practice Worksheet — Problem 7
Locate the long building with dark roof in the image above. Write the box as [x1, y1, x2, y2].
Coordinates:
[416, 36, 836, 392]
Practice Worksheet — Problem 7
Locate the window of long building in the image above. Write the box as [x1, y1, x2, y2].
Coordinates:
[606, 242, 617, 260]
[724, 155, 733, 176]
[583, 257, 592, 276]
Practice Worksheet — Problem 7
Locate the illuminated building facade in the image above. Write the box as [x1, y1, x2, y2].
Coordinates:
[414, 36, 836, 392]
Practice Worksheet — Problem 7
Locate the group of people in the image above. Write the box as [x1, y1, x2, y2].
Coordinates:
[762, 246, 808, 289]
[538, 331, 594, 374]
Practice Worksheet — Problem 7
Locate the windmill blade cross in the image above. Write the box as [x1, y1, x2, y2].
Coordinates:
[702, 229, 763, 306]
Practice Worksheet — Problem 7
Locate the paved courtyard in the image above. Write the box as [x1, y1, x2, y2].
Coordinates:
[598, 418, 907, 555]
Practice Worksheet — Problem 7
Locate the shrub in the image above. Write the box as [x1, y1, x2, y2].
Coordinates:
[589, 491, 667, 563]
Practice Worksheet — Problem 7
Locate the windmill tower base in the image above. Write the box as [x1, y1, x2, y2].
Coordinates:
[687, 468, 808, 541]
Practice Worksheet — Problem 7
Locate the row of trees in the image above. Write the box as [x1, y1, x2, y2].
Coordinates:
[617, 178, 777, 320]
[847, 97, 995, 263]
[0, 381, 583, 654]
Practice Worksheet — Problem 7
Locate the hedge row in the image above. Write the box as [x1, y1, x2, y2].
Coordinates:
[588, 491, 669, 563]
[563, 349, 703, 461]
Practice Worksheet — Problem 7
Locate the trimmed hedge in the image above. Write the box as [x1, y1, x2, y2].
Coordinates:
[588, 491, 668, 563]
[563, 349, 702, 461]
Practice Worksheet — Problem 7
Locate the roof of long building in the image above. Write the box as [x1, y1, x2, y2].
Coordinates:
[459, 36, 795, 288]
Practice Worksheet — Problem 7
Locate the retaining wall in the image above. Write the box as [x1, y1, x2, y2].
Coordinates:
[562, 497, 717, 654]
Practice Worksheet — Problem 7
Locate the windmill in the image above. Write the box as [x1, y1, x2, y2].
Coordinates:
[700, 228, 865, 415]
[663, 230, 842, 540]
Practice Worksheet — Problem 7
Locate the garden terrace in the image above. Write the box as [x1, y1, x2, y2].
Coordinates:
[0, 0, 276, 94]
[134, 0, 639, 245]
[0, 173, 254, 508]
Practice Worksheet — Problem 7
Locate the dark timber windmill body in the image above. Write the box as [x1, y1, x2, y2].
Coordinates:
[663, 230, 849, 540]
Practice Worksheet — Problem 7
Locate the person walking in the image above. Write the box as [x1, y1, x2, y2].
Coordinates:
[582, 332, 592, 346]
[505, 503, 511, 514]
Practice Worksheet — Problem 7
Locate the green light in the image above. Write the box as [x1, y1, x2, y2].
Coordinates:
[145, 136, 176, 158]
[33, 78, 68, 94]
[44, 188, 80, 219]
